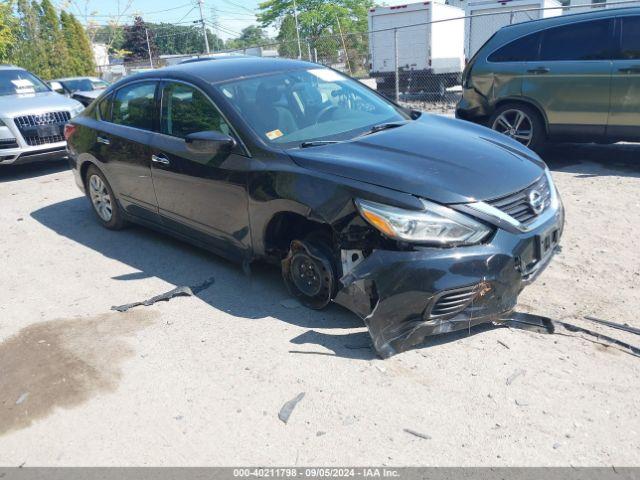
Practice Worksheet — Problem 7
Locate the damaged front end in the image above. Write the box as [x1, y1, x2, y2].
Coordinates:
[327, 174, 565, 358]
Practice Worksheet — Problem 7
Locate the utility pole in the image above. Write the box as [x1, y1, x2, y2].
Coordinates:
[198, 0, 211, 55]
[293, 0, 302, 59]
[145, 28, 154, 68]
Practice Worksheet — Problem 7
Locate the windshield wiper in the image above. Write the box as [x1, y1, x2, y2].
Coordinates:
[300, 140, 342, 148]
[358, 121, 409, 138]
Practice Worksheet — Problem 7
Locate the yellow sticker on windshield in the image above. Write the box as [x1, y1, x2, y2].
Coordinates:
[266, 129, 283, 140]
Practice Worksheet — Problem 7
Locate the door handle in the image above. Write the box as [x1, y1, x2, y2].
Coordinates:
[151, 154, 170, 165]
[96, 136, 110, 145]
[618, 67, 640, 74]
[526, 67, 550, 74]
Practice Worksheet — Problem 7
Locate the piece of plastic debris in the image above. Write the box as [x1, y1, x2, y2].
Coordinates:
[280, 298, 302, 309]
[15, 392, 29, 405]
[515, 399, 529, 407]
[584, 316, 640, 336]
[553, 443, 561, 450]
[403, 428, 432, 440]
[278, 392, 305, 424]
[506, 368, 526, 386]
[111, 277, 215, 312]
[497, 340, 510, 349]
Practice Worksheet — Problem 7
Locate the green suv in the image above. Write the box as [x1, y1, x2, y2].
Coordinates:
[456, 7, 640, 150]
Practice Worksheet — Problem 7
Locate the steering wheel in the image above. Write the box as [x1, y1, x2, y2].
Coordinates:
[315, 105, 339, 124]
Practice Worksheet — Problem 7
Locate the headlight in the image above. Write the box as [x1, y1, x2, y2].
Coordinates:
[70, 103, 84, 118]
[356, 198, 492, 245]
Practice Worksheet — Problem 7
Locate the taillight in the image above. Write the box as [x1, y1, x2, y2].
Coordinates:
[64, 123, 77, 140]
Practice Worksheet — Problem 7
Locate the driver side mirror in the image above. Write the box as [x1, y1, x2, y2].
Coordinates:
[185, 131, 237, 155]
[49, 81, 65, 95]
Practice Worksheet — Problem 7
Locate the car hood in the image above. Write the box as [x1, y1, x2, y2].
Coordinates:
[0, 91, 82, 118]
[287, 114, 546, 204]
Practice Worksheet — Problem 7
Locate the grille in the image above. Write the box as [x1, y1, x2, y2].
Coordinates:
[487, 175, 551, 225]
[427, 284, 478, 320]
[0, 138, 18, 149]
[14, 111, 70, 147]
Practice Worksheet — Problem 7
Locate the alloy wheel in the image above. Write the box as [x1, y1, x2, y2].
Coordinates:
[88, 174, 113, 222]
[492, 109, 533, 146]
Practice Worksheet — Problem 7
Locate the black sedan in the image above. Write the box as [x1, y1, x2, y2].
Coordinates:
[65, 57, 564, 357]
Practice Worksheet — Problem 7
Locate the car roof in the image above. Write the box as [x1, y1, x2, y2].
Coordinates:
[126, 57, 318, 85]
[500, 6, 640, 37]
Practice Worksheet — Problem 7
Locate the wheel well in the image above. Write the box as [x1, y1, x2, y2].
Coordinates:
[264, 212, 334, 258]
[494, 99, 548, 133]
[79, 161, 94, 187]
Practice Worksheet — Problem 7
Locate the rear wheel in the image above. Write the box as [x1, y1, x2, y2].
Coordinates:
[85, 165, 125, 230]
[490, 103, 546, 151]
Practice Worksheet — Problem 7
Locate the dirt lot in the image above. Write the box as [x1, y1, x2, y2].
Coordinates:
[0, 142, 639, 466]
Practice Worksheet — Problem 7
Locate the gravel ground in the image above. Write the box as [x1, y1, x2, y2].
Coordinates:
[0, 142, 639, 466]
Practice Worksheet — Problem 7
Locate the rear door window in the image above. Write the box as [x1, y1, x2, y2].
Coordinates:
[488, 32, 541, 62]
[111, 82, 157, 131]
[539, 19, 613, 61]
[618, 16, 640, 59]
[160, 82, 230, 138]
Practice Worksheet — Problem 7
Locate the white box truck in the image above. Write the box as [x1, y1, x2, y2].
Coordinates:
[465, 0, 562, 59]
[368, 1, 465, 99]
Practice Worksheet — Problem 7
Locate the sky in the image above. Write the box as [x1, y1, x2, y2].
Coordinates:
[56, 0, 271, 40]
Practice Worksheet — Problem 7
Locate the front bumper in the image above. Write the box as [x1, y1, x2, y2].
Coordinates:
[0, 123, 67, 166]
[334, 205, 564, 358]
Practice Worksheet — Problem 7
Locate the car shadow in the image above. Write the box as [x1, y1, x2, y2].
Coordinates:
[0, 159, 69, 182]
[30, 197, 536, 361]
[30, 197, 387, 359]
[542, 142, 640, 178]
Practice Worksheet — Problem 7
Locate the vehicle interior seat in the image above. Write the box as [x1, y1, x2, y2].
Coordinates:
[253, 82, 298, 136]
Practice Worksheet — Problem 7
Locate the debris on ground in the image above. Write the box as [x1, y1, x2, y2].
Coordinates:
[506, 368, 526, 386]
[504, 312, 640, 358]
[497, 340, 510, 350]
[15, 392, 29, 405]
[403, 428, 432, 440]
[514, 399, 529, 407]
[111, 277, 215, 312]
[583, 316, 640, 336]
[278, 392, 305, 424]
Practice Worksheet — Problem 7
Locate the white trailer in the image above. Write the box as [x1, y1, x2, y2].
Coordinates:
[465, 0, 561, 59]
[368, 1, 465, 99]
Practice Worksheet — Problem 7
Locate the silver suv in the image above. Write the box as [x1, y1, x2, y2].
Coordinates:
[0, 65, 84, 166]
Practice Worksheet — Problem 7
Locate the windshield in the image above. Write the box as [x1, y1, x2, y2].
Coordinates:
[215, 68, 409, 147]
[0, 70, 50, 96]
[61, 78, 109, 93]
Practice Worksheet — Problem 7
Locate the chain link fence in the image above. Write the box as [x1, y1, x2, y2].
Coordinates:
[96, 0, 640, 113]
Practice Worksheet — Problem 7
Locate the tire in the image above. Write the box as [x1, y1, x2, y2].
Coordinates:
[489, 103, 546, 152]
[282, 232, 338, 310]
[85, 165, 126, 230]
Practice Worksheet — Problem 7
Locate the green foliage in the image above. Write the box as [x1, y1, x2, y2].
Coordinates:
[61, 11, 96, 76]
[226, 25, 270, 50]
[0, 0, 16, 63]
[149, 23, 225, 55]
[260, 0, 371, 72]
[2, 0, 96, 78]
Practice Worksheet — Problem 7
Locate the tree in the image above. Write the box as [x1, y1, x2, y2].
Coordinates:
[61, 11, 96, 75]
[37, 0, 72, 77]
[259, 0, 371, 73]
[0, 0, 16, 63]
[122, 16, 156, 63]
[12, 0, 50, 77]
[276, 14, 299, 58]
[226, 25, 269, 50]
[149, 23, 225, 56]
